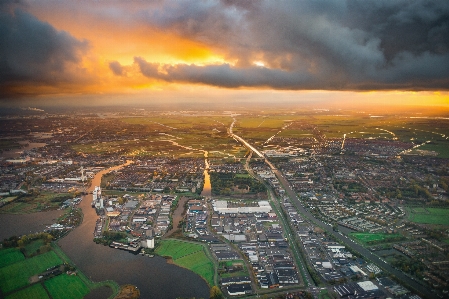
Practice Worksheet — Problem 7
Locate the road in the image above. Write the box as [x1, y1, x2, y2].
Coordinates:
[268, 190, 314, 288]
[273, 168, 435, 299]
[230, 129, 435, 299]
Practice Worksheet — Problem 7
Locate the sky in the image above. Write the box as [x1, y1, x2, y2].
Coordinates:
[0, 0, 448, 108]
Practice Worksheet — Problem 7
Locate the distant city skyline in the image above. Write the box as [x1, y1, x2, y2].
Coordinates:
[1, 0, 448, 107]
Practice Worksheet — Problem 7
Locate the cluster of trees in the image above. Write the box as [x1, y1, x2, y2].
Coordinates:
[306, 265, 321, 285]
[2, 233, 54, 256]
[210, 173, 266, 195]
[16, 232, 53, 248]
[94, 231, 128, 245]
[440, 177, 449, 193]
[390, 255, 425, 277]
[333, 180, 367, 194]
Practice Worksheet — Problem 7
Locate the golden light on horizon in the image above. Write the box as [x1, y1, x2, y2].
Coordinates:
[1, 1, 447, 108]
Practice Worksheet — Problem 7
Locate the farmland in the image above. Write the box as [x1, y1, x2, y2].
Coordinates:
[0, 251, 61, 293]
[0, 248, 25, 268]
[0, 242, 119, 299]
[5, 284, 49, 299]
[155, 239, 215, 286]
[45, 274, 90, 299]
[119, 116, 245, 159]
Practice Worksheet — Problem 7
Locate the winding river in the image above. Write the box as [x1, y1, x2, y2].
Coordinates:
[1, 162, 209, 299]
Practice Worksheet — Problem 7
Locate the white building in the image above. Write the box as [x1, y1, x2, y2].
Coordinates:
[141, 238, 155, 249]
[213, 200, 272, 214]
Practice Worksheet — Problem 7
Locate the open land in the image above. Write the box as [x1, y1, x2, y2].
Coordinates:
[1, 107, 449, 298]
[0, 238, 119, 299]
[155, 239, 214, 286]
[350, 233, 404, 245]
[406, 207, 449, 226]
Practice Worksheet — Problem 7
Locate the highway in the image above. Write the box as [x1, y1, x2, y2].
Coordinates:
[271, 169, 434, 299]
[230, 129, 435, 299]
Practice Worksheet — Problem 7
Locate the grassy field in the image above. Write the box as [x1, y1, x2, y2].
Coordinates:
[407, 207, 449, 226]
[5, 284, 49, 299]
[0, 248, 25, 268]
[175, 251, 214, 286]
[418, 143, 449, 158]
[45, 274, 90, 299]
[155, 239, 215, 286]
[0, 192, 73, 213]
[156, 239, 204, 259]
[219, 260, 249, 279]
[410, 207, 427, 213]
[351, 233, 403, 244]
[0, 251, 62, 293]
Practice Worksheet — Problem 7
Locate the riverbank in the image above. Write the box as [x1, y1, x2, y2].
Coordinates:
[51, 243, 121, 298]
[155, 239, 215, 287]
[57, 162, 210, 299]
[0, 237, 120, 299]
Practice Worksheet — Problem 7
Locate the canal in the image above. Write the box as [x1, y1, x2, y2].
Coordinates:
[201, 151, 211, 197]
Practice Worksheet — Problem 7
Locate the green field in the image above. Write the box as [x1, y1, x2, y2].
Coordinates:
[351, 233, 403, 244]
[156, 239, 215, 286]
[5, 284, 49, 299]
[45, 274, 90, 299]
[1, 240, 120, 299]
[0, 251, 62, 293]
[156, 239, 204, 259]
[410, 207, 427, 213]
[407, 207, 449, 226]
[418, 143, 449, 158]
[175, 251, 215, 285]
[0, 248, 25, 268]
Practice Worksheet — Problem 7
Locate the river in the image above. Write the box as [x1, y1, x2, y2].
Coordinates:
[1, 162, 209, 299]
[0, 210, 64, 240]
[0, 141, 48, 159]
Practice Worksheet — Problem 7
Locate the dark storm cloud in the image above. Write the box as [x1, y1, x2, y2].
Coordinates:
[109, 61, 124, 76]
[137, 0, 449, 90]
[0, 2, 88, 95]
[135, 58, 321, 89]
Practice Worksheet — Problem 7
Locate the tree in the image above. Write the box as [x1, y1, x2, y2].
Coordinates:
[209, 286, 223, 299]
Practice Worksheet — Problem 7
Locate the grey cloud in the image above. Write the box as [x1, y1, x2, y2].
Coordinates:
[0, 4, 88, 95]
[109, 61, 124, 76]
[136, 0, 449, 90]
[134, 57, 159, 78]
[134, 58, 329, 89]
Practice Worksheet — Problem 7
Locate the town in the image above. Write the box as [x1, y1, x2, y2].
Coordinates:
[1, 108, 449, 299]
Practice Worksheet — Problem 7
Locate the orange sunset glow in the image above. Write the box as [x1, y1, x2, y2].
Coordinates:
[1, 0, 448, 107]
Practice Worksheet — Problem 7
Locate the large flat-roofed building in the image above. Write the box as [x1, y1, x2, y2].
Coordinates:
[213, 200, 272, 214]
